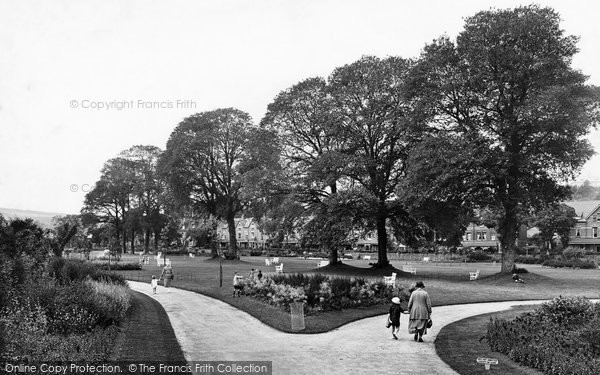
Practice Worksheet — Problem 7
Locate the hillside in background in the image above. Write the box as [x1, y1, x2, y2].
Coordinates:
[0, 208, 67, 229]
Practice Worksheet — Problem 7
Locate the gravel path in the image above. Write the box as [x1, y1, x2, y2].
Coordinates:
[128, 281, 546, 375]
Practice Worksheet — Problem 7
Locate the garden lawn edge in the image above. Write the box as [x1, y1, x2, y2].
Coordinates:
[111, 289, 187, 362]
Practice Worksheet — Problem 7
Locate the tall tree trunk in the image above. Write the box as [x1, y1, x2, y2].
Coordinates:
[376, 205, 389, 267]
[499, 209, 518, 274]
[144, 228, 150, 253]
[154, 230, 159, 251]
[121, 229, 126, 257]
[130, 228, 135, 254]
[227, 215, 238, 258]
[329, 246, 339, 264]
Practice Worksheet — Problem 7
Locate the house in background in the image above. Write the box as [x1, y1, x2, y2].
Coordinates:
[563, 200, 600, 252]
[461, 223, 500, 251]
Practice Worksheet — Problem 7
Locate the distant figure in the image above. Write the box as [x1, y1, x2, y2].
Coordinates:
[249, 268, 256, 279]
[387, 297, 403, 340]
[160, 265, 174, 287]
[513, 273, 526, 284]
[408, 281, 432, 342]
[257, 270, 263, 281]
[233, 272, 244, 297]
[151, 275, 158, 294]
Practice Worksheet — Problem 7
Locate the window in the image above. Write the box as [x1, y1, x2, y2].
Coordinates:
[477, 232, 486, 240]
[491, 234, 496, 241]
[576, 229, 581, 237]
[466, 233, 472, 241]
[593, 227, 598, 238]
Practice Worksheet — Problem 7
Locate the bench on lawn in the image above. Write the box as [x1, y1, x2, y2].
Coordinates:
[469, 270, 480, 281]
[402, 265, 416, 275]
[423, 257, 430, 262]
[317, 260, 330, 268]
[383, 272, 397, 286]
[275, 263, 284, 274]
[363, 255, 371, 260]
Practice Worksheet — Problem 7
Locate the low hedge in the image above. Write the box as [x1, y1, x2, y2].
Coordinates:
[485, 297, 600, 375]
[541, 258, 597, 269]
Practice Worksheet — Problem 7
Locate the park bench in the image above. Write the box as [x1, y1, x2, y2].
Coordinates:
[363, 255, 371, 260]
[265, 258, 272, 266]
[275, 263, 284, 274]
[402, 265, 416, 275]
[423, 257, 430, 262]
[469, 270, 480, 281]
[383, 272, 397, 287]
[317, 260, 330, 268]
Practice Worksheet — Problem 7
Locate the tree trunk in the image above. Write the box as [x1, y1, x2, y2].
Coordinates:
[499, 214, 518, 273]
[329, 247, 339, 264]
[130, 228, 135, 254]
[227, 215, 238, 258]
[376, 207, 389, 267]
[144, 228, 150, 253]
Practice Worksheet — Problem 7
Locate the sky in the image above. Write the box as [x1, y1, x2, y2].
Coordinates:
[1, 0, 599, 215]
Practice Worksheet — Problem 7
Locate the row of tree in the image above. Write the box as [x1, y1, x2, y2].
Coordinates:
[78, 5, 598, 273]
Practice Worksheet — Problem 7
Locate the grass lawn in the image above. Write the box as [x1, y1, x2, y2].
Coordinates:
[435, 305, 544, 375]
[111, 254, 600, 334]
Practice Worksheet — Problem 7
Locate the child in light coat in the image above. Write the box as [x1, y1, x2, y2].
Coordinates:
[151, 275, 158, 294]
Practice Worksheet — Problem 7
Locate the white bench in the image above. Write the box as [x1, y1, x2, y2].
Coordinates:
[423, 257, 430, 262]
[265, 259, 272, 266]
[363, 255, 371, 260]
[402, 265, 416, 274]
[469, 270, 480, 281]
[383, 272, 397, 286]
[275, 263, 284, 274]
[317, 260, 330, 268]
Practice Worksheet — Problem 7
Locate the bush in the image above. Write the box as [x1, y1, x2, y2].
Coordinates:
[562, 246, 588, 260]
[542, 258, 597, 269]
[47, 258, 126, 285]
[93, 262, 142, 271]
[466, 251, 492, 262]
[485, 297, 600, 374]
[242, 273, 400, 315]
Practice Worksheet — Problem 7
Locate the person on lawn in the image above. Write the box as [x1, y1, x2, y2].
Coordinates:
[233, 271, 244, 297]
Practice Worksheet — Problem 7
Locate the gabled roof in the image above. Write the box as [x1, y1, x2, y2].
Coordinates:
[563, 200, 600, 220]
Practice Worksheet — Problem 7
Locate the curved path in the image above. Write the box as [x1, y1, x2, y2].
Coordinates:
[128, 281, 546, 375]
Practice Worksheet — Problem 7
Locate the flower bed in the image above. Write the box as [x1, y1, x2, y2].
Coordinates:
[485, 297, 600, 375]
[242, 273, 402, 315]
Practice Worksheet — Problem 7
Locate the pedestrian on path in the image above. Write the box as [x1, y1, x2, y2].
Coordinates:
[408, 281, 432, 342]
[160, 264, 175, 288]
[387, 297, 403, 340]
[233, 271, 244, 297]
[151, 275, 159, 294]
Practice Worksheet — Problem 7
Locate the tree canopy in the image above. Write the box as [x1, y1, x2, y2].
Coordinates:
[405, 5, 599, 272]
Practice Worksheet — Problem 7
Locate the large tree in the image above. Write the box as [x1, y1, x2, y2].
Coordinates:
[159, 108, 265, 258]
[261, 77, 348, 263]
[530, 203, 577, 252]
[329, 56, 420, 267]
[407, 5, 599, 272]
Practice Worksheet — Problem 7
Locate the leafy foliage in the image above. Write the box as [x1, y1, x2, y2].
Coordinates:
[242, 273, 402, 315]
[485, 297, 600, 374]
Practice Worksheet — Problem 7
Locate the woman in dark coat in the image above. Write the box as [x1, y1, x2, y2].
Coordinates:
[408, 281, 432, 342]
